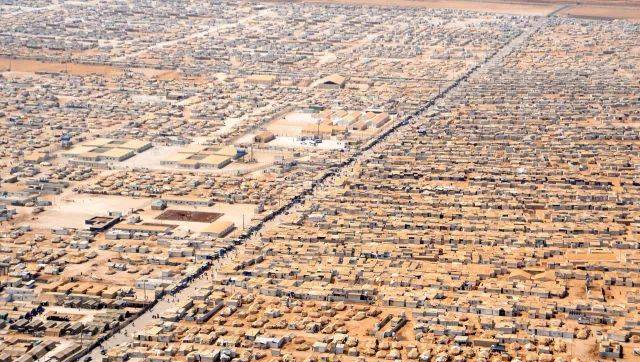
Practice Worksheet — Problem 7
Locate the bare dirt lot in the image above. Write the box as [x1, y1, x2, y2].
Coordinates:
[558, 4, 640, 20]
[0, 57, 122, 76]
[514, 0, 640, 5]
[266, 111, 318, 137]
[138, 203, 256, 233]
[157, 209, 223, 223]
[0, 57, 183, 77]
[30, 195, 152, 230]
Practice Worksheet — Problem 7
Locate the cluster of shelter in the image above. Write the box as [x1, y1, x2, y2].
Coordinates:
[98, 12, 640, 362]
[0, 0, 639, 361]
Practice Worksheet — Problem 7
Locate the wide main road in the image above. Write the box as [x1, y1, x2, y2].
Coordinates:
[82, 16, 546, 362]
[87, 259, 224, 360]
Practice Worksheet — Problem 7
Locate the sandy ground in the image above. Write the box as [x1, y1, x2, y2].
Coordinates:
[558, 4, 640, 20]
[45, 306, 102, 324]
[266, 112, 319, 137]
[223, 148, 293, 174]
[119, 145, 185, 170]
[0, 57, 185, 78]
[234, 132, 258, 145]
[0, 57, 122, 76]
[30, 195, 152, 230]
[513, 0, 640, 5]
[139, 203, 256, 233]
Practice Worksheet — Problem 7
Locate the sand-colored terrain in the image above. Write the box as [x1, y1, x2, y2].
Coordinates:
[2, 0, 640, 360]
[558, 4, 640, 20]
[31, 195, 152, 230]
[0, 57, 186, 78]
[0, 57, 123, 76]
[517, 0, 640, 5]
